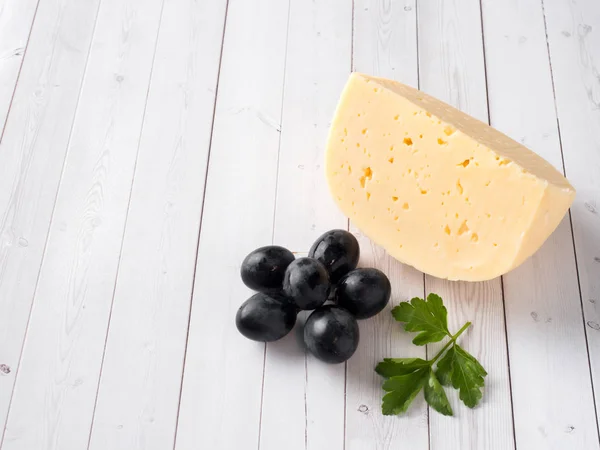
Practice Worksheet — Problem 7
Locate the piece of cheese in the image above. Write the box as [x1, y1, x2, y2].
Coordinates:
[325, 73, 575, 281]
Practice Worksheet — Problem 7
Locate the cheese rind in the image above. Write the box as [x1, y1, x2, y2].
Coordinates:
[325, 73, 575, 281]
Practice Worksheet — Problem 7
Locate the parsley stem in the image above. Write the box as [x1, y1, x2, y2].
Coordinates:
[452, 321, 472, 341]
[430, 321, 472, 364]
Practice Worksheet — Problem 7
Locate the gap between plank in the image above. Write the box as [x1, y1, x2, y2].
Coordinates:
[170, 1, 231, 449]
[256, 0, 293, 448]
[0, 0, 105, 444]
[343, 2, 355, 449]
[84, 0, 168, 447]
[539, 0, 600, 445]
[0, 0, 42, 146]
[498, 276, 517, 449]
[477, 0, 518, 448]
[413, 3, 431, 449]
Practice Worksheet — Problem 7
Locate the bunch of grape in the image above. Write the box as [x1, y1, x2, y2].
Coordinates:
[236, 230, 391, 364]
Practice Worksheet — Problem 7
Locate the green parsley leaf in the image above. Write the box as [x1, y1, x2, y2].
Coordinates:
[381, 368, 428, 415]
[376, 358, 430, 378]
[391, 294, 450, 345]
[424, 368, 453, 416]
[377, 293, 487, 416]
[435, 345, 456, 386]
[437, 344, 487, 408]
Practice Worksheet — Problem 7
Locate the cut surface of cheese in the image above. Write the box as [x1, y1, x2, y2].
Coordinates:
[325, 73, 575, 281]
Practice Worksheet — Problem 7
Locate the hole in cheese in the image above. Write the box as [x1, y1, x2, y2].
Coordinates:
[359, 167, 373, 188]
[444, 126, 455, 136]
[438, 138, 447, 145]
[458, 159, 470, 167]
[444, 225, 451, 235]
[402, 203, 409, 210]
[403, 137, 413, 146]
[457, 221, 470, 236]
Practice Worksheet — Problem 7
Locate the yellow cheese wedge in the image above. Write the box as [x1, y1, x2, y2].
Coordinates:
[325, 73, 575, 281]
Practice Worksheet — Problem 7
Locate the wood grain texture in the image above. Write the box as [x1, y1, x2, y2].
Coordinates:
[85, 0, 227, 449]
[0, 0, 38, 132]
[1, 0, 165, 447]
[346, 1, 428, 449]
[483, 0, 599, 448]
[0, 0, 101, 436]
[346, 230, 428, 450]
[259, 0, 351, 449]
[0, 0, 599, 448]
[418, 0, 515, 448]
[352, 0, 418, 83]
[541, 0, 600, 439]
[173, 0, 289, 448]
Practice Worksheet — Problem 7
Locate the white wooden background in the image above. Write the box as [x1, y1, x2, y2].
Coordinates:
[0, 0, 599, 448]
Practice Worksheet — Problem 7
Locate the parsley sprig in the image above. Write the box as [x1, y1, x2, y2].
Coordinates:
[376, 294, 487, 416]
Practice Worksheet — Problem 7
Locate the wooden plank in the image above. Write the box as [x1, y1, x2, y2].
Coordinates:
[258, 1, 351, 449]
[172, 0, 289, 448]
[85, 0, 227, 449]
[0, 0, 101, 436]
[346, 232, 428, 450]
[417, 0, 515, 448]
[0, 0, 38, 132]
[0, 0, 165, 447]
[541, 0, 600, 441]
[345, 1, 429, 449]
